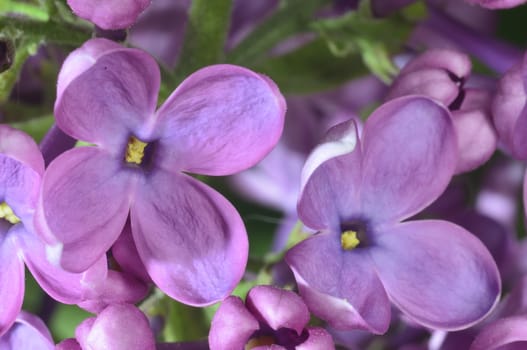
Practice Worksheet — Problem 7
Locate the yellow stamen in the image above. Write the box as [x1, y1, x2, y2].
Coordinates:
[0, 202, 20, 224]
[125, 136, 148, 165]
[245, 336, 275, 349]
[341, 230, 360, 250]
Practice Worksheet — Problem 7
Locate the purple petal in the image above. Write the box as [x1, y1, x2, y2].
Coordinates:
[67, 0, 151, 29]
[360, 96, 457, 224]
[155, 64, 286, 175]
[0, 125, 44, 176]
[370, 220, 501, 330]
[76, 304, 155, 350]
[209, 296, 259, 350]
[246, 285, 309, 334]
[16, 224, 105, 304]
[55, 39, 160, 149]
[36, 147, 133, 272]
[131, 170, 247, 305]
[112, 220, 151, 283]
[0, 232, 24, 337]
[0, 312, 54, 350]
[56, 339, 81, 350]
[297, 120, 363, 231]
[470, 316, 527, 350]
[491, 62, 526, 158]
[285, 233, 391, 333]
[296, 327, 335, 350]
[452, 89, 497, 173]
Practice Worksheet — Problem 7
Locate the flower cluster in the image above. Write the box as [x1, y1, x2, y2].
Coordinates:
[2, 0, 527, 349]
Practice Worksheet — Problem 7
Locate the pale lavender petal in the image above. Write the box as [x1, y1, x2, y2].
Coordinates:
[452, 89, 497, 173]
[131, 170, 247, 305]
[470, 316, 527, 350]
[76, 304, 155, 350]
[286, 233, 391, 333]
[36, 147, 133, 272]
[55, 39, 160, 149]
[155, 64, 286, 175]
[296, 327, 335, 350]
[297, 121, 362, 231]
[246, 285, 309, 334]
[360, 96, 457, 224]
[67, 0, 151, 29]
[209, 296, 259, 350]
[0, 312, 54, 349]
[0, 232, 24, 337]
[370, 220, 501, 330]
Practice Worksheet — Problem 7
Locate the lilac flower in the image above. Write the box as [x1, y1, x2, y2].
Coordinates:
[56, 303, 156, 350]
[67, 0, 151, 30]
[0, 125, 146, 336]
[0, 311, 54, 349]
[386, 49, 497, 173]
[209, 285, 334, 349]
[285, 96, 501, 334]
[35, 38, 286, 306]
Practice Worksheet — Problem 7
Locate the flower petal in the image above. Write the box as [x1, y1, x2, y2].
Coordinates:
[155, 64, 285, 175]
[35, 147, 133, 272]
[55, 38, 160, 149]
[370, 220, 501, 330]
[0, 231, 24, 337]
[131, 170, 248, 305]
[77, 304, 155, 350]
[209, 296, 259, 350]
[246, 285, 309, 334]
[470, 316, 527, 350]
[112, 220, 151, 283]
[360, 96, 457, 224]
[67, 0, 150, 29]
[285, 233, 391, 333]
[297, 120, 362, 231]
[0, 125, 44, 176]
[0, 312, 54, 350]
[296, 327, 335, 350]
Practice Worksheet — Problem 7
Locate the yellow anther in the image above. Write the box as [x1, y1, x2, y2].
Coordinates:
[125, 136, 148, 165]
[341, 230, 360, 250]
[0, 202, 20, 224]
[245, 336, 275, 350]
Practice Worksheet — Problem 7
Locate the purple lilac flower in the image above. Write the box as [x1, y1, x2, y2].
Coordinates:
[67, 0, 151, 30]
[0, 125, 146, 336]
[386, 48, 497, 174]
[285, 96, 501, 334]
[56, 303, 156, 350]
[209, 285, 334, 349]
[35, 38, 286, 306]
[0, 311, 54, 349]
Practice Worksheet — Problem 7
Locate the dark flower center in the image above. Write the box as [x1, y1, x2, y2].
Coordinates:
[340, 219, 370, 250]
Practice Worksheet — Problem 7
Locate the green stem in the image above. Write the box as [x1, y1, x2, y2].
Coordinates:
[226, 0, 330, 66]
[0, 2, 49, 21]
[172, 0, 233, 84]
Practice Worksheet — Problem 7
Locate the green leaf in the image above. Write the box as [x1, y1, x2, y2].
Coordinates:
[253, 38, 368, 94]
[311, 0, 421, 83]
[172, 0, 233, 84]
[11, 115, 54, 142]
[227, 0, 330, 66]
